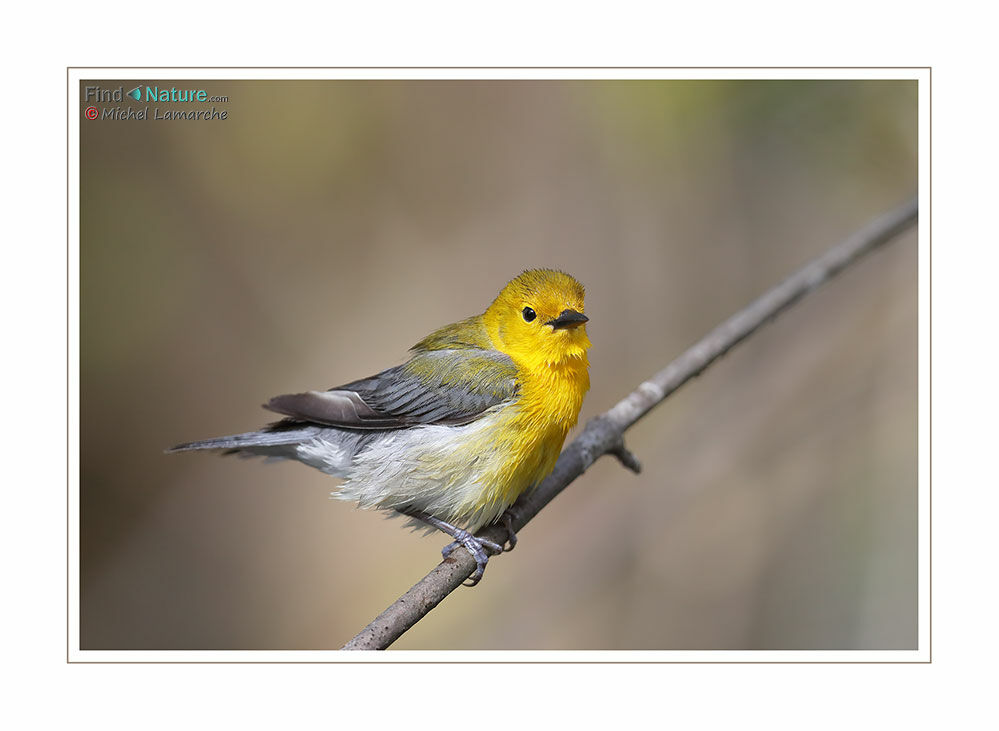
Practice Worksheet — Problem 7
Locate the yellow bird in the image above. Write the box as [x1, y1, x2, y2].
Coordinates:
[170, 269, 591, 584]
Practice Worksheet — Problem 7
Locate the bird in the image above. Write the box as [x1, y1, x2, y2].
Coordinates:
[169, 269, 591, 585]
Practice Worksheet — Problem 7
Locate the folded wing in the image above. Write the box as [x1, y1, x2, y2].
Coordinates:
[265, 348, 519, 429]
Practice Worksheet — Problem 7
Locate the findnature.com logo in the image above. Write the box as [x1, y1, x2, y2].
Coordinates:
[83, 84, 230, 121]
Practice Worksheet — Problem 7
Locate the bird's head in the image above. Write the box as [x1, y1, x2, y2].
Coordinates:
[484, 269, 591, 368]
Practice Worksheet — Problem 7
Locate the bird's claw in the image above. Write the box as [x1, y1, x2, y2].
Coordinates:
[498, 512, 518, 552]
[439, 513, 521, 586]
[441, 532, 504, 586]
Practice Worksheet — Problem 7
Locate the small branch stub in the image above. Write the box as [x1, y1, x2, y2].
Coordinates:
[609, 437, 642, 473]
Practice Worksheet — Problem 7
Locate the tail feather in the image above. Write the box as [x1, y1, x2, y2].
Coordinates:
[166, 425, 320, 453]
[167, 422, 376, 478]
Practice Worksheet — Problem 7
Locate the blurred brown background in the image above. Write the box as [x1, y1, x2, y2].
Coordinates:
[80, 79, 917, 650]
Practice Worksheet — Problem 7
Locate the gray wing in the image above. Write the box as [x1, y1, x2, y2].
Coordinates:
[264, 348, 519, 430]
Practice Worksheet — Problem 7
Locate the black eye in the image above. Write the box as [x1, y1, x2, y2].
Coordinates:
[522, 306, 536, 322]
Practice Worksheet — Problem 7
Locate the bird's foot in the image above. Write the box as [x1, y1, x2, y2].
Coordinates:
[441, 530, 504, 586]
[397, 508, 505, 586]
[439, 513, 519, 585]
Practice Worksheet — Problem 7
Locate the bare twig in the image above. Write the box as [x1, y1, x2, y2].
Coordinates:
[341, 197, 919, 650]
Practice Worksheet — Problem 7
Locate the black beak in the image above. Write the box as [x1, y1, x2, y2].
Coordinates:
[547, 309, 589, 330]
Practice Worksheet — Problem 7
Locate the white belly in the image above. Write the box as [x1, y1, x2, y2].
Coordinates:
[295, 408, 517, 531]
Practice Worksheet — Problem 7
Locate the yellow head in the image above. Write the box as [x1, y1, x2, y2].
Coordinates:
[483, 269, 591, 368]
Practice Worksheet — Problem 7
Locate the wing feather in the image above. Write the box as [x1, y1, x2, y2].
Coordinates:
[264, 348, 518, 430]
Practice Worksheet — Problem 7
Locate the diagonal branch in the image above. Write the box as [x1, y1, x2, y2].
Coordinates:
[341, 197, 919, 651]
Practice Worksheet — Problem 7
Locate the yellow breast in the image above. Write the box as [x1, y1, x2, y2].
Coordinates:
[471, 356, 590, 518]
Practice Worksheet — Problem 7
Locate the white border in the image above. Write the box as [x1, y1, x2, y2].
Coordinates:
[71, 67, 922, 81]
[68, 67, 929, 663]
[917, 68, 931, 661]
